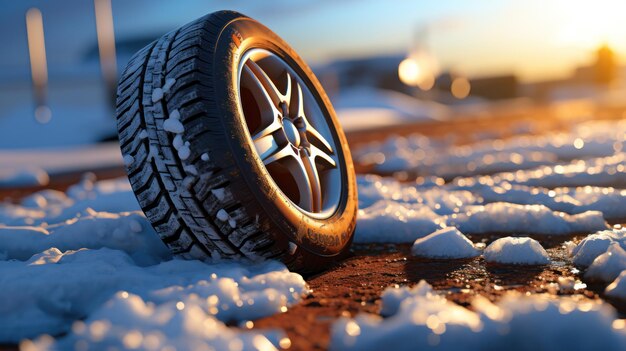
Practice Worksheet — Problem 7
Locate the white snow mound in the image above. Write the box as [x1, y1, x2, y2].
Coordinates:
[483, 237, 550, 265]
[411, 227, 480, 259]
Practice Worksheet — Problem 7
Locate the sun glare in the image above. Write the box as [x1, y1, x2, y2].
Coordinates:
[551, 0, 626, 49]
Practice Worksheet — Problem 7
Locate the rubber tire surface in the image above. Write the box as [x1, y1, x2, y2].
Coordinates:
[116, 10, 357, 273]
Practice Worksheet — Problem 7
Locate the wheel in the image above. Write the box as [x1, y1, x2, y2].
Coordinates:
[116, 10, 357, 273]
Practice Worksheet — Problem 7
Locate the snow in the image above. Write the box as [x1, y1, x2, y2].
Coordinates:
[201, 153, 210, 161]
[163, 117, 184, 134]
[450, 203, 607, 236]
[606, 271, 626, 300]
[330, 281, 626, 351]
[0, 142, 124, 185]
[0, 167, 49, 188]
[0, 177, 308, 346]
[354, 175, 611, 244]
[163, 109, 184, 134]
[571, 229, 626, 267]
[162, 78, 176, 94]
[151, 88, 163, 103]
[355, 119, 626, 179]
[24, 292, 290, 351]
[411, 227, 480, 259]
[483, 237, 550, 265]
[584, 243, 626, 283]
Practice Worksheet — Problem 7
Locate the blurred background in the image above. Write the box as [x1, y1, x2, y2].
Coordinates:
[1, 0, 625, 187]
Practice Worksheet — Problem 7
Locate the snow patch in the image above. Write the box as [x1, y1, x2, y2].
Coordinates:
[201, 153, 210, 161]
[411, 227, 480, 259]
[483, 237, 550, 265]
[0, 177, 308, 345]
[331, 281, 626, 351]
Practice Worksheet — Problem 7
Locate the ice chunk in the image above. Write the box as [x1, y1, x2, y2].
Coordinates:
[411, 227, 480, 259]
[483, 237, 550, 265]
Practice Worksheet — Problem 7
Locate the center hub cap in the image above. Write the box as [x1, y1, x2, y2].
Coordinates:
[282, 118, 300, 147]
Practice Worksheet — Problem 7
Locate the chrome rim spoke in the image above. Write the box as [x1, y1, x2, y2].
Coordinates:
[309, 144, 336, 168]
[254, 133, 279, 161]
[246, 59, 291, 105]
[301, 149, 323, 212]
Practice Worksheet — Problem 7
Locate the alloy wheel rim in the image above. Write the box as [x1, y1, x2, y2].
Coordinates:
[237, 49, 341, 218]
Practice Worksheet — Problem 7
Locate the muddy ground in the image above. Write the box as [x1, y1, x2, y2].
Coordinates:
[1, 105, 625, 351]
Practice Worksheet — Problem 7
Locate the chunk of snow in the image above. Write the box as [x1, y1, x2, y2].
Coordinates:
[169, 108, 180, 120]
[211, 188, 227, 201]
[606, 271, 626, 300]
[584, 243, 626, 283]
[122, 154, 134, 166]
[173, 134, 184, 149]
[138, 129, 148, 139]
[483, 237, 550, 265]
[151, 88, 163, 103]
[201, 153, 210, 161]
[162, 78, 176, 94]
[178, 142, 191, 160]
[163, 117, 184, 134]
[411, 227, 480, 259]
[571, 229, 626, 267]
[330, 281, 626, 351]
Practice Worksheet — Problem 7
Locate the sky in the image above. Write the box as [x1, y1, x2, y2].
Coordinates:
[1, 0, 625, 83]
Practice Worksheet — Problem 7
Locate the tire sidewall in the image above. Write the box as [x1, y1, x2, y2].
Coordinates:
[211, 17, 357, 256]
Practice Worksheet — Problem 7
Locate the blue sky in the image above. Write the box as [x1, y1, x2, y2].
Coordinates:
[1, 0, 624, 82]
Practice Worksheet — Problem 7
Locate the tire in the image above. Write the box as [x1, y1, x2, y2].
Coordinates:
[116, 10, 357, 273]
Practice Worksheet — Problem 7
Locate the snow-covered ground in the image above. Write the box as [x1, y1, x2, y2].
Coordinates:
[355, 119, 626, 180]
[0, 176, 306, 350]
[330, 280, 626, 351]
[2, 116, 626, 349]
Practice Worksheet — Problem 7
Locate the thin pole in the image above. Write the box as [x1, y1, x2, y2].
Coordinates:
[94, 0, 117, 108]
[26, 8, 51, 123]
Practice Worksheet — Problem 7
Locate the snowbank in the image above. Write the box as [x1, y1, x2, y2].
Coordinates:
[483, 237, 550, 265]
[411, 227, 480, 259]
[330, 281, 626, 351]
